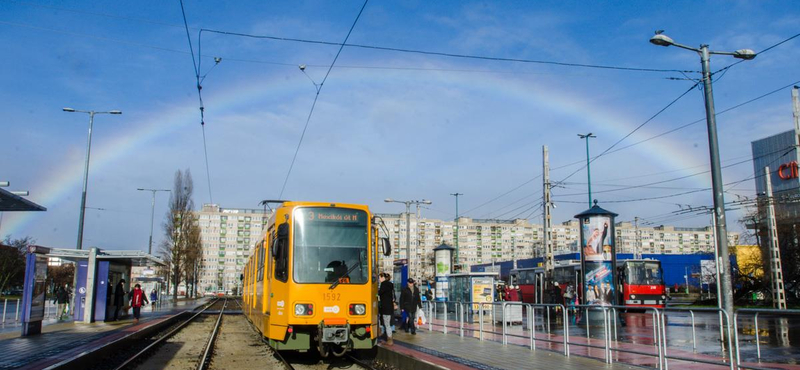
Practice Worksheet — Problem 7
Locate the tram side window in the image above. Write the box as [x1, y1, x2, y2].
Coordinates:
[257, 243, 265, 282]
[519, 271, 534, 285]
[274, 223, 289, 282]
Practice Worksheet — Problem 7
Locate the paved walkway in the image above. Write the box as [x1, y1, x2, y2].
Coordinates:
[390, 329, 636, 370]
[0, 298, 208, 370]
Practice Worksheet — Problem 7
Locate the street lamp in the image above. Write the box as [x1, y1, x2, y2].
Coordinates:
[385, 198, 431, 277]
[649, 31, 756, 336]
[137, 188, 171, 255]
[63, 107, 122, 250]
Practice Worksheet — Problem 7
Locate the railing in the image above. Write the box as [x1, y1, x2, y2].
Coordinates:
[733, 308, 800, 369]
[567, 304, 665, 369]
[420, 300, 799, 370]
[660, 307, 734, 370]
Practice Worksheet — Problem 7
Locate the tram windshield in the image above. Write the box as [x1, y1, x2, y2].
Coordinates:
[293, 207, 369, 284]
[625, 261, 663, 285]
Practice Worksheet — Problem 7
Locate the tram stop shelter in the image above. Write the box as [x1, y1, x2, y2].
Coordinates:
[32, 247, 165, 326]
[0, 186, 47, 212]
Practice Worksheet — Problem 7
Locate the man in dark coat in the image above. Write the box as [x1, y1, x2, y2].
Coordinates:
[400, 278, 422, 335]
[113, 279, 126, 321]
[378, 273, 395, 345]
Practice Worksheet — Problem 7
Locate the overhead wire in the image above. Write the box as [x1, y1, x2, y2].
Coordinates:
[198, 28, 695, 75]
[178, 0, 214, 204]
[278, 0, 369, 199]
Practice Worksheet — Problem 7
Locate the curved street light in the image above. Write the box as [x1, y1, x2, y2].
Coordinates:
[63, 108, 122, 250]
[649, 31, 756, 349]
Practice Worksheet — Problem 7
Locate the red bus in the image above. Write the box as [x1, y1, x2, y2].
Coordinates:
[618, 259, 666, 308]
[511, 259, 665, 308]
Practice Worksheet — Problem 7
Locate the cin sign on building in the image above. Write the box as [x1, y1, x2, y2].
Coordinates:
[778, 161, 799, 180]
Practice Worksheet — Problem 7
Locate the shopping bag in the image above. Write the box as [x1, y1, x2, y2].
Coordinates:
[416, 309, 427, 325]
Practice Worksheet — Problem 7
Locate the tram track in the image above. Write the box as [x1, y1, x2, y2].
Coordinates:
[115, 297, 227, 370]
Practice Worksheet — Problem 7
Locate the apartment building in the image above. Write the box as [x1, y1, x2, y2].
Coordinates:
[196, 204, 271, 294]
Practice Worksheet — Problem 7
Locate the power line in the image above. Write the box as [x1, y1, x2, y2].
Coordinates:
[178, 0, 214, 204]
[199, 28, 696, 75]
[466, 77, 799, 215]
[277, 0, 369, 199]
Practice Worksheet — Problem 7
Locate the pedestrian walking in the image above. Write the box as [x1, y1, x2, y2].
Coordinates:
[378, 273, 395, 345]
[149, 289, 158, 309]
[400, 278, 422, 335]
[113, 279, 126, 321]
[55, 284, 70, 320]
[128, 284, 149, 324]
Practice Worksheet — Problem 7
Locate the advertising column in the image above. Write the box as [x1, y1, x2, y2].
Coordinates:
[575, 202, 618, 308]
[433, 243, 454, 302]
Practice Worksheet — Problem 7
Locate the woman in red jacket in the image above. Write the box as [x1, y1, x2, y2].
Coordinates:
[128, 284, 149, 324]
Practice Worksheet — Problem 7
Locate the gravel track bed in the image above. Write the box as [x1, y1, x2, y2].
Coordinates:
[131, 316, 215, 370]
[208, 315, 283, 370]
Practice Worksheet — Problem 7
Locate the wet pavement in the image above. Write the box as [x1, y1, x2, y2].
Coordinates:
[427, 307, 800, 366]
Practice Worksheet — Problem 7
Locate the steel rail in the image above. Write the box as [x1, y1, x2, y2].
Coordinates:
[112, 298, 220, 370]
[197, 298, 227, 370]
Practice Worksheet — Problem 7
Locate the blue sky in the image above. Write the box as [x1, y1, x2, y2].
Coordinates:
[1, 0, 798, 250]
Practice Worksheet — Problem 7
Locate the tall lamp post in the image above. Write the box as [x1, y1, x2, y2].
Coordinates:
[650, 31, 756, 339]
[450, 193, 463, 269]
[577, 133, 596, 207]
[63, 107, 122, 250]
[385, 198, 431, 277]
[137, 188, 171, 255]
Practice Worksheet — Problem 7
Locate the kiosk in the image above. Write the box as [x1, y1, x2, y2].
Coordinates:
[446, 272, 498, 314]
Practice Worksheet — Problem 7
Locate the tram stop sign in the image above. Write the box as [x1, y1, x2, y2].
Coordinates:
[575, 200, 619, 307]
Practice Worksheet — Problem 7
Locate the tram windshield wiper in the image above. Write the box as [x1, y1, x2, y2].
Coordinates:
[329, 254, 362, 290]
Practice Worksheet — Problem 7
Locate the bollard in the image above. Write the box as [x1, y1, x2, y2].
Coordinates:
[429, 302, 433, 332]
[2, 299, 7, 324]
[652, 311, 658, 350]
[479, 303, 484, 341]
[563, 305, 570, 357]
[443, 302, 448, 334]
[585, 307, 590, 338]
[502, 303, 507, 345]
[690, 310, 696, 351]
[661, 312, 669, 370]
[530, 304, 536, 350]
[604, 309, 611, 364]
[15, 299, 20, 322]
[612, 307, 618, 341]
[754, 312, 761, 360]
[459, 303, 464, 337]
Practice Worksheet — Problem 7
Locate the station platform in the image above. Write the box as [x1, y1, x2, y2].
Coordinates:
[386, 329, 634, 370]
[0, 298, 208, 370]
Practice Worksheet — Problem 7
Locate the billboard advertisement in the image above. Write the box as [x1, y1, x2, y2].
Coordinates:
[578, 212, 617, 306]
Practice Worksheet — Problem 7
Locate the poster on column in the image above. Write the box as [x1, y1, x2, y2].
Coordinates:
[581, 215, 614, 306]
[582, 216, 612, 261]
[584, 261, 614, 306]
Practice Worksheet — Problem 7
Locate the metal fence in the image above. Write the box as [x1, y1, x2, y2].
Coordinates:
[419, 301, 800, 370]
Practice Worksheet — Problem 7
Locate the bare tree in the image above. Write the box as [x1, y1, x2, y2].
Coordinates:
[160, 169, 202, 300]
[0, 236, 33, 296]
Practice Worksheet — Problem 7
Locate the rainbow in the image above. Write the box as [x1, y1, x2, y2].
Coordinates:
[2, 66, 707, 239]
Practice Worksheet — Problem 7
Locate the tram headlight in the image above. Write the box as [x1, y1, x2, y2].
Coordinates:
[295, 303, 313, 316]
[630, 295, 636, 300]
[349, 304, 366, 315]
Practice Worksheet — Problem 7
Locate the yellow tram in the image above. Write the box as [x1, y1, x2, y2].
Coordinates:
[242, 201, 390, 357]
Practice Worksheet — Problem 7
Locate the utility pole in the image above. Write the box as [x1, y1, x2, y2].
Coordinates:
[577, 133, 596, 207]
[634, 217, 641, 259]
[542, 146, 554, 280]
[450, 193, 463, 270]
[137, 188, 171, 255]
[765, 166, 787, 309]
[792, 86, 799, 136]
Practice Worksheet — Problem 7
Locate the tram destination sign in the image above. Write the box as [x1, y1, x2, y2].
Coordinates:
[299, 208, 366, 224]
